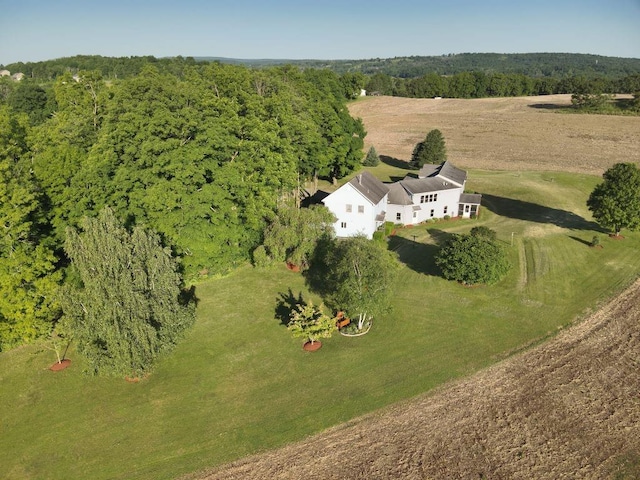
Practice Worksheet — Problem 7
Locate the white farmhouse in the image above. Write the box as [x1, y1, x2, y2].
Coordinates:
[323, 161, 481, 238]
[322, 171, 389, 239]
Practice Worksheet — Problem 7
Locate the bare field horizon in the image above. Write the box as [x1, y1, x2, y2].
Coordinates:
[348, 94, 640, 176]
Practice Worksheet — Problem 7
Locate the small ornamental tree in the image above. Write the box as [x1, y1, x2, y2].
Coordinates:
[63, 207, 196, 377]
[287, 299, 336, 346]
[363, 146, 380, 167]
[411, 129, 447, 168]
[587, 163, 640, 237]
[435, 234, 510, 286]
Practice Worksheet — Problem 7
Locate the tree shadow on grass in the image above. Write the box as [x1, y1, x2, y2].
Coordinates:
[527, 103, 573, 111]
[274, 288, 304, 327]
[388, 235, 441, 276]
[481, 193, 603, 231]
[568, 235, 593, 247]
[380, 155, 416, 170]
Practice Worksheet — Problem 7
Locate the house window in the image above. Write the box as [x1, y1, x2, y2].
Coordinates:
[358, 205, 364, 213]
[434, 193, 438, 201]
[346, 204, 352, 213]
[340, 222, 347, 228]
[413, 211, 417, 218]
[396, 213, 401, 221]
[429, 194, 434, 202]
[430, 209, 435, 217]
[420, 195, 425, 204]
[444, 205, 448, 214]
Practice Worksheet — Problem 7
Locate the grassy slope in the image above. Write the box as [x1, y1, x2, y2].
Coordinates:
[2, 170, 639, 480]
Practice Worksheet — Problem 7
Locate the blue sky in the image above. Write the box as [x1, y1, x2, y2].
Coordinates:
[1, 0, 639, 65]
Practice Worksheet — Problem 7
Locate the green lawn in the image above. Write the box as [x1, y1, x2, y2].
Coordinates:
[2, 169, 639, 480]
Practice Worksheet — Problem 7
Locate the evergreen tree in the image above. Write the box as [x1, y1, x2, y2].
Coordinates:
[411, 129, 447, 167]
[63, 207, 196, 377]
[363, 145, 380, 166]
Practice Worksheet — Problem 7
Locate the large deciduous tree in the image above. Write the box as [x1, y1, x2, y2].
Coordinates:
[320, 236, 399, 330]
[258, 204, 335, 270]
[587, 163, 640, 236]
[0, 107, 60, 350]
[63, 207, 196, 377]
[411, 129, 447, 168]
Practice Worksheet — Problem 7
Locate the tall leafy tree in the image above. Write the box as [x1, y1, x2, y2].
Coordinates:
[587, 163, 640, 236]
[0, 107, 60, 350]
[6, 81, 52, 125]
[320, 236, 399, 330]
[411, 129, 447, 167]
[259, 204, 335, 269]
[63, 207, 196, 376]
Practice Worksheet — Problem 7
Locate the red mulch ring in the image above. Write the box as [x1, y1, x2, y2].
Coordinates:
[49, 359, 71, 371]
[125, 376, 140, 383]
[286, 262, 301, 272]
[609, 234, 625, 240]
[303, 341, 322, 352]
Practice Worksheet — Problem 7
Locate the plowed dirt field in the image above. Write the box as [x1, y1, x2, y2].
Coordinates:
[349, 94, 640, 175]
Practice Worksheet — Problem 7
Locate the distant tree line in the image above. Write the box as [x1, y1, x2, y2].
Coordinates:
[285, 53, 640, 79]
[365, 71, 640, 99]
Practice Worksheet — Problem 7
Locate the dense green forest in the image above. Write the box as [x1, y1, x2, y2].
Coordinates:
[0, 61, 365, 351]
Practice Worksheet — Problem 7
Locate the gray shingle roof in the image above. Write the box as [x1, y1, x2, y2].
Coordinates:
[438, 161, 467, 186]
[459, 193, 482, 204]
[418, 161, 467, 186]
[387, 182, 412, 205]
[399, 176, 461, 195]
[349, 171, 389, 205]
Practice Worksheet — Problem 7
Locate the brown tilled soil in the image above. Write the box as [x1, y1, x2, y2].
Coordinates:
[348, 94, 640, 175]
[191, 279, 640, 480]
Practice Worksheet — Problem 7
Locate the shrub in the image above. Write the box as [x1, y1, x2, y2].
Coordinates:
[470, 226, 497, 241]
[252, 245, 271, 267]
[435, 234, 510, 285]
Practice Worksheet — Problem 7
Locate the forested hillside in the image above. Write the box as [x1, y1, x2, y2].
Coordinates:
[0, 62, 365, 351]
[279, 52, 640, 78]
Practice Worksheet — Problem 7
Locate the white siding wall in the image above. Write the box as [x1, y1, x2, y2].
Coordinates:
[408, 187, 463, 223]
[385, 202, 414, 225]
[323, 184, 379, 239]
